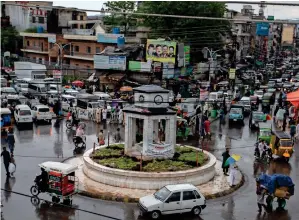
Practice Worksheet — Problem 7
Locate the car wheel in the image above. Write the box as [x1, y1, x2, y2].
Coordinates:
[192, 206, 202, 216]
[151, 210, 161, 219]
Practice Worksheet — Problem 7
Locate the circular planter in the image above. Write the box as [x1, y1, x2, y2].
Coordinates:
[83, 145, 216, 190]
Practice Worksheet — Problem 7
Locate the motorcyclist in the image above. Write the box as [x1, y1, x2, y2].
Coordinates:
[36, 168, 48, 192]
[72, 111, 79, 127]
[75, 124, 85, 145]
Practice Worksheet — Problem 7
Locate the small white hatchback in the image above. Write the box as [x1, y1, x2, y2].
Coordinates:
[138, 184, 206, 219]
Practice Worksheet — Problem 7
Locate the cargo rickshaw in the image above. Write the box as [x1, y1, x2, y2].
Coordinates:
[269, 131, 293, 162]
[177, 116, 190, 140]
[258, 173, 295, 211]
[1, 108, 13, 136]
[258, 122, 272, 144]
[30, 161, 78, 205]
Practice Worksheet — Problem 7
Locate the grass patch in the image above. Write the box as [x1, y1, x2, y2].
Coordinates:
[98, 157, 139, 170]
[175, 146, 196, 154]
[93, 148, 123, 159]
[143, 160, 192, 172]
[107, 143, 124, 150]
[177, 151, 206, 165]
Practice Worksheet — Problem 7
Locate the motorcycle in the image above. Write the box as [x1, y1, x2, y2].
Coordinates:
[73, 135, 86, 155]
[66, 118, 80, 129]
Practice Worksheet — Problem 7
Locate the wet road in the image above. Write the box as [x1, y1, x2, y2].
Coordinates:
[1, 117, 299, 220]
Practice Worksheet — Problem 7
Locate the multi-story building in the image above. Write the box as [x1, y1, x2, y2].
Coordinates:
[1, 1, 52, 31]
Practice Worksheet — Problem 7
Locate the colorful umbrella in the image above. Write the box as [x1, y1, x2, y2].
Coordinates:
[266, 114, 272, 120]
[224, 154, 241, 167]
[72, 80, 84, 87]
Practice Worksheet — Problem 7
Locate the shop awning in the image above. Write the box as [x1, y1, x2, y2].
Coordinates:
[99, 73, 125, 84]
[287, 90, 299, 107]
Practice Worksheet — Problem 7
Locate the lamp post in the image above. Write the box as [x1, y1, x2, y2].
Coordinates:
[202, 47, 223, 87]
[52, 42, 72, 91]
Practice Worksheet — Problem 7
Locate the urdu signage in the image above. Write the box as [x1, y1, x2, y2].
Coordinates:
[94, 55, 126, 70]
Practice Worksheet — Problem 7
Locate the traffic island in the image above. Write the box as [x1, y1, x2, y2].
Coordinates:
[64, 155, 244, 203]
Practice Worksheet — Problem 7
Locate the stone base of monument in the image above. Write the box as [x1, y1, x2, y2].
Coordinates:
[64, 155, 244, 202]
[82, 145, 216, 190]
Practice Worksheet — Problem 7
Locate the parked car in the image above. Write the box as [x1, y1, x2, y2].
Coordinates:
[14, 104, 33, 129]
[31, 104, 52, 124]
[138, 184, 206, 219]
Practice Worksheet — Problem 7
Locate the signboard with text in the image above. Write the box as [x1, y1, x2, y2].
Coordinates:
[128, 61, 151, 72]
[256, 23, 269, 36]
[97, 33, 124, 44]
[94, 55, 126, 70]
[184, 46, 190, 66]
[229, 68, 236, 79]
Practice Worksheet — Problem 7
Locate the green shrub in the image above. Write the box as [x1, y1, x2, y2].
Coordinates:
[143, 160, 192, 172]
[93, 148, 123, 158]
[107, 144, 124, 150]
[178, 151, 205, 164]
[175, 146, 196, 154]
[98, 157, 139, 170]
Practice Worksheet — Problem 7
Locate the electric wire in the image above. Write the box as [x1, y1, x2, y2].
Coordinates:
[0, 188, 122, 220]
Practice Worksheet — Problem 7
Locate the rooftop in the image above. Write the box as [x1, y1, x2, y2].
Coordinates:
[165, 184, 197, 192]
[134, 85, 169, 94]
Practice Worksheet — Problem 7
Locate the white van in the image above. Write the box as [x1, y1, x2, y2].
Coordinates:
[28, 81, 47, 96]
[31, 104, 52, 124]
[139, 184, 206, 219]
[208, 92, 224, 102]
[61, 95, 77, 111]
[14, 105, 33, 128]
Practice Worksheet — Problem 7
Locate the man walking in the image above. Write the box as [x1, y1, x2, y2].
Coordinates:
[1, 147, 11, 176]
[6, 128, 15, 154]
[222, 148, 230, 176]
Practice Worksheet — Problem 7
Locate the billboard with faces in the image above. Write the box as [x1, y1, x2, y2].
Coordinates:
[146, 39, 176, 64]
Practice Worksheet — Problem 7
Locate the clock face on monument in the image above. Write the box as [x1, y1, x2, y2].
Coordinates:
[139, 95, 145, 102]
[154, 95, 163, 105]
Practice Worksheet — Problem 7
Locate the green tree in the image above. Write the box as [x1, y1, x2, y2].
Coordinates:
[1, 26, 21, 53]
[137, 2, 231, 61]
[103, 1, 137, 35]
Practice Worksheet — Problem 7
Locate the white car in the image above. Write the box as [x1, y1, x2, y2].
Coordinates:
[239, 97, 251, 113]
[138, 184, 206, 219]
[14, 105, 33, 129]
[254, 90, 264, 100]
[31, 104, 52, 124]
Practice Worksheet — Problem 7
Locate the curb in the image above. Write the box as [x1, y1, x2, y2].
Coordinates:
[76, 170, 245, 203]
[61, 155, 76, 163]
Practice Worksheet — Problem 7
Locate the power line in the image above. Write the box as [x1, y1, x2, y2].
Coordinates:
[222, 1, 299, 6]
[0, 189, 122, 220]
[3, 3, 299, 24]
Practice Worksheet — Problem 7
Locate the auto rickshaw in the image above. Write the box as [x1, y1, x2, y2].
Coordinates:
[269, 131, 293, 162]
[120, 86, 133, 101]
[176, 116, 190, 140]
[262, 92, 275, 113]
[258, 122, 272, 144]
[1, 108, 13, 136]
[30, 161, 78, 205]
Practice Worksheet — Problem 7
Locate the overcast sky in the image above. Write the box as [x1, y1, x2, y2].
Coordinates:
[53, 1, 299, 20]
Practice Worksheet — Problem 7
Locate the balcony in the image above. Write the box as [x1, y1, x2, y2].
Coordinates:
[20, 32, 56, 38]
[21, 46, 49, 54]
[63, 34, 97, 41]
[62, 29, 94, 36]
[64, 52, 94, 61]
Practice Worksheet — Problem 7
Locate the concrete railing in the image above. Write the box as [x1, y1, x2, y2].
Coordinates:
[82, 146, 216, 190]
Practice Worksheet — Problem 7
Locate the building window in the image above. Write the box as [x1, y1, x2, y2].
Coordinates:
[39, 58, 42, 63]
[38, 17, 45, 24]
[80, 24, 83, 29]
[96, 47, 101, 54]
[80, 15, 83, 20]
[86, 46, 91, 54]
[75, 64, 79, 67]
[87, 65, 90, 69]
[75, 46, 79, 52]
[27, 41, 30, 46]
[32, 16, 36, 23]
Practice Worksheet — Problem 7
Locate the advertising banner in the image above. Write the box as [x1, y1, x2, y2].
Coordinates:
[282, 25, 295, 45]
[162, 63, 174, 79]
[94, 55, 126, 70]
[200, 89, 209, 101]
[97, 33, 124, 43]
[146, 39, 176, 64]
[128, 61, 151, 72]
[256, 23, 269, 36]
[184, 46, 191, 66]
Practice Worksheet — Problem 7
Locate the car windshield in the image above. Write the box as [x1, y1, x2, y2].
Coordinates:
[38, 108, 49, 112]
[19, 110, 31, 115]
[256, 91, 263, 96]
[230, 108, 242, 114]
[154, 187, 171, 201]
[40, 87, 47, 92]
[260, 130, 271, 136]
[253, 113, 264, 120]
[280, 140, 292, 147]
[209, 94, 217, 100]
[21, 84, 28, 88]
[240, 100, 250, 105]
[3, 88, 16, 94]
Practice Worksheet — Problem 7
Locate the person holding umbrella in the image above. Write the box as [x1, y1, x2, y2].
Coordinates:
[222, 148, 230, 176]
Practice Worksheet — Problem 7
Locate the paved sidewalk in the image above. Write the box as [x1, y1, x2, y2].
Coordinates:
[65, 156, 244, 203]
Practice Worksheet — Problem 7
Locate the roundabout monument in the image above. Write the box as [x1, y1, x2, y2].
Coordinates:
[65, 85, 244, 201]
